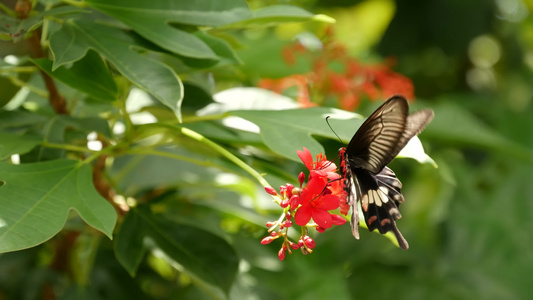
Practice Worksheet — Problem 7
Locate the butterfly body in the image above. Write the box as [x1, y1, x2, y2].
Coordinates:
[339, 95, 434, 250]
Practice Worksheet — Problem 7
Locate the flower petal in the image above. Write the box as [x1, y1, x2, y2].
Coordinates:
[318, 194, 340, 211]
[312, 209, 333, 228]
[331, 214, 347, 225]
[296, 147, 313, 171]
[294, 205, 313, 226]
[306, 176, 327, 194]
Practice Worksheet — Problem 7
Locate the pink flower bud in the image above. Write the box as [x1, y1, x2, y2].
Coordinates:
[304, 236, 315, 249]
[280, 199, 289, 208]
[278, 246, 286, 261]
[331, 214, 347, 225]
[266, 221, 274, 227]
[261, 236, 274, 245]
[280, 185, 286, 195]
[298, 172, 306, 186]
[270, 231, 278, 237]
[289, 195, 300, 209]
[283, 220, 293, 228]
[286, 212, 292, 220]
[289, 241, 299, 250]
[264, 186, 277, 196]
[298, 239, 304, 248]
[285, 184, 294, 197]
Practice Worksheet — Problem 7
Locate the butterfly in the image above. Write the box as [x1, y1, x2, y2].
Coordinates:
[339, 95, 434, 250]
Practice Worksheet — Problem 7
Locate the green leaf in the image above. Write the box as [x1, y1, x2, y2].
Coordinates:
[230, 107, 360, 161]
[180, 32, 242, 68]
[224, 5, 324, 28]
[88, 0, 251, 26]
[86, 0, 252, 59]
[49, 19, 183, 121]
[0, 6, 87, 42]
[0, 110, 49, 129]
[0, 160, 117, 253]
[0, 131, 42, 160]
[31, 51, 118, 101]
[114, 206, 239, 295]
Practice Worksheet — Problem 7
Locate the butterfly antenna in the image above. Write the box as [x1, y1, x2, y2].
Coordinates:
[326, 116, 344, 145]
[324, 116, 344, 165]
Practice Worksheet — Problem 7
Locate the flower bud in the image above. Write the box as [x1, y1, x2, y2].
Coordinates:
[285, 183, 294, 197]
[270, 231, 278, 237]
[316, 225, 325, 233]
[298, 172, 305, 186]
[264, 186, 277, 196]
[278, 246, 286, 261]
[331, 214, 347, 225]
[261, 236, 274, 245]
[289, 241, 299, 250]
[280, 199, 289, 208]
[304, 236, 315, 249]
[283, 220, 293, 228]
[289, 195, 300, 209]
[266, 221, 274, 227]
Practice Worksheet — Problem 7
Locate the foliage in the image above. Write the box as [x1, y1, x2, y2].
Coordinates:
[1, 0, 533, 299]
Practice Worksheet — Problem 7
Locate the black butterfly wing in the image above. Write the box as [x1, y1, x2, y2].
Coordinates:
[344, 95, 434, 250]
[354, 166, 409, 249]
[343, 162, 361, 239]
[347, 95, 434, 173]
[347, 96, 410, 174]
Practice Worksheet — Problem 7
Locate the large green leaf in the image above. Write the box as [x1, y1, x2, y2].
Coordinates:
[114, 206, 239, 296]
[230, 107, 430, 163]
[0, 160, 117, 253]
[31, 51, 118, 102]
[0, 131, 41, 160]
[86, 0, 251, 59]
[49, 19, 183, 121]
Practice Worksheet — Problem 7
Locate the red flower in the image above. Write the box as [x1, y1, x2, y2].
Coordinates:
[294, 176, 341, 229]
[297, 147, 339, 180]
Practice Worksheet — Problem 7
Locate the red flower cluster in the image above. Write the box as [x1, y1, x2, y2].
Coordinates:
[261, 148, 347, 260]
[257, 26, 415, 110]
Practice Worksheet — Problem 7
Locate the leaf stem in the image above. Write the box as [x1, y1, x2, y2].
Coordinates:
[7, 76, 48, 98]
[180, 113, 227, 124]
[0, 66, 38, 73]
[42, 142, 93, 153]
[60, 0, 86, 7]
[125, 148, 218, 168]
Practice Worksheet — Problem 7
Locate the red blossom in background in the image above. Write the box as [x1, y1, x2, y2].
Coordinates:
[257, 26, 415, 110]
[261, 148, 347, 260]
